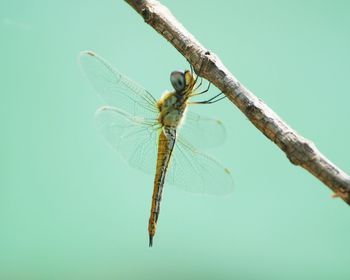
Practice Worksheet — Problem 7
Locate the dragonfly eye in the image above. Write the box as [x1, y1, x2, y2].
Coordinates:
[170, 71, 186, 92]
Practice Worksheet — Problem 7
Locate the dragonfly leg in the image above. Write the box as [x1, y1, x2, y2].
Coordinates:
[193, 66, 200, 85]
[188, 58, 213, 95]
[190, 63, 200, 85]
[188, 57, 206, 86]
[194, 81, 211, 95]
[188, 91, 226, 104]
[194, 76, 203, 91]
[190, 64, 194, 76]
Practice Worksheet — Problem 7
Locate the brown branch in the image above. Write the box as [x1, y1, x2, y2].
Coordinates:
[125, 0, 350, 205]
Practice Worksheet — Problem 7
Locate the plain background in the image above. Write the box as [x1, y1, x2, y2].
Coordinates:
[1, 0, 350, 279]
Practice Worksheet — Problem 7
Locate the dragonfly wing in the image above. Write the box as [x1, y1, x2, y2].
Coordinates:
[79, 51, 159, 121]
[179, 111, 226, 150]
[95, 106, 160, 175]
[95, 106, 233, 195]
[165, 136, 234, 195]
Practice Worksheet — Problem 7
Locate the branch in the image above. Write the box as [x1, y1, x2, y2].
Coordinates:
[125, 0, 350, 205]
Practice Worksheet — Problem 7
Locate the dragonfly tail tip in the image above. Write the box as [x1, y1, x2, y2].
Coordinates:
[149, 235, 153, 247]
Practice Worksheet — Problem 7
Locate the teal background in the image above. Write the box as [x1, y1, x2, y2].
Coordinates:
[1, 0, 350, 279]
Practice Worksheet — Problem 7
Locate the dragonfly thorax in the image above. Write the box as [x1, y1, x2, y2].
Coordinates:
[158, 91, 187, 127]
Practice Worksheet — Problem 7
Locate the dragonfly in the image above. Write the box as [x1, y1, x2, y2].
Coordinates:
[79, 51, 233, 246]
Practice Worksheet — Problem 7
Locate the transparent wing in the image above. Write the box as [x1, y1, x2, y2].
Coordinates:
[95, 106, 159, 175]
[79, 51, 159, 121]
[166, 137, 234, 195]
[180, 111, 226, 150]
[96, 107, 233, 195]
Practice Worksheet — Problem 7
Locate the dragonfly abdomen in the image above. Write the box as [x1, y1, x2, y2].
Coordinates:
[148, 126, 176, 247]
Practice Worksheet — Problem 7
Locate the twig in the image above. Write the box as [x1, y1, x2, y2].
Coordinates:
[125, 0, 350, 205]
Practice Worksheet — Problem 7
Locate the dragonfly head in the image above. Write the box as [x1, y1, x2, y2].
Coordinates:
[170, 70, 186, 92]
[170, 70, 195, 94]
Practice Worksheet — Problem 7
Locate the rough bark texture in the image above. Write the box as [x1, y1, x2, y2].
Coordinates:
[125, 0, 350, 205]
